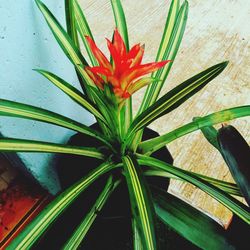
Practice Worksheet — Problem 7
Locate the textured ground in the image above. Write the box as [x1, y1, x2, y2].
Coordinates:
[80, 0, 250, 225]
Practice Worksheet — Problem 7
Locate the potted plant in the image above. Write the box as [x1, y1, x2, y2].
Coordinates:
[0, 0, 249, 249]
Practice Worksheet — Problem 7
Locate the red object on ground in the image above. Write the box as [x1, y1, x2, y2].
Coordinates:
[0, 177, 51, 249]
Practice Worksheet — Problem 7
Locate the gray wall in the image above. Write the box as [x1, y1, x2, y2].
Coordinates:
[0, 0, 94, 194]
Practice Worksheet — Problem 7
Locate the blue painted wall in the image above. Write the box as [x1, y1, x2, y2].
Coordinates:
[0, 0, 94, 194]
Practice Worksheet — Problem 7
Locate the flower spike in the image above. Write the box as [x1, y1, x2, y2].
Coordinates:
[85, 29, 170, 101]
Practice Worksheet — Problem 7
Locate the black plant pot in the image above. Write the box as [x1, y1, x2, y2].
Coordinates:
[226, 215, 250, 250]
[33, 124, 197, 250]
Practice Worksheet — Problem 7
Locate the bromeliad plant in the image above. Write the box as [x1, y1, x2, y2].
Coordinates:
[1, 0, 250, 249]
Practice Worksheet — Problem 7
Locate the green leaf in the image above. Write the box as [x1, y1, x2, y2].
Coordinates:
[110, 0, 132, 131]
[65, 0, 90, 94]
[144, 169, 241, 197]
[193, 117, 220, 150]
[63, 176, 120, 250]
[218, 125, 250, 206]
[0, 99, 112, 148]
[35, 69, 113, 137]
[133, 219, 144, 250]
[154, 0, 180, 68]
[7, 162, 117, 250]
[122, 155, 157, 250]
[34, 69, 106, 124]
[110, 0, 129, 50]
[138, 155, 250, 224]
[127, 61, 228, 142]
[88, 86, 118, 135]
[152, 186, 236, 250]
[131, 0, 184, 152]
[0, 138, 104, 159]
[35, 0, 94, 94]
[139, 106, 250, 155]
[140, 0, 187, 113]
[72, 0, 98, 66]
[65, 0, 79, 47]
[35, 0, 83, 65]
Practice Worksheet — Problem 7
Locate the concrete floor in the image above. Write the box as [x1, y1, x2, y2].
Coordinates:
[79, 0, 250, 225]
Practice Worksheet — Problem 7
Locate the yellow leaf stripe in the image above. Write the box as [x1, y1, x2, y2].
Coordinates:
[36, 70, 106, 123]
[130, 0, 186, 151]
[155, 0, 180, 62]
[63, 176, 121, 250]
[122, 156, 156, 250]
[140, 106, 250, 154]
[138, 155, 250, 224]
[65, 0, 79, 47]
[144, 170, 241, 197]
[110, 0, 129, 50]
[140, 0, 186, 113]
[36, 0, 81, 64]
[0, 99, 111, 148]
[129, 63, 226, 138]
[35, 0, 94, 88]
[8, 162, 117, 250]
[0, 138, 104, 159]
[148, 1, 188, 106]
[72, 0, 98, 66]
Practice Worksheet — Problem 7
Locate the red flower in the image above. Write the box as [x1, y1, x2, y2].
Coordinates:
[85, 29, 170, 99]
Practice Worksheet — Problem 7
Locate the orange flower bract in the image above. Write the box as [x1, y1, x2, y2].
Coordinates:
[85, 29, 170, 99]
